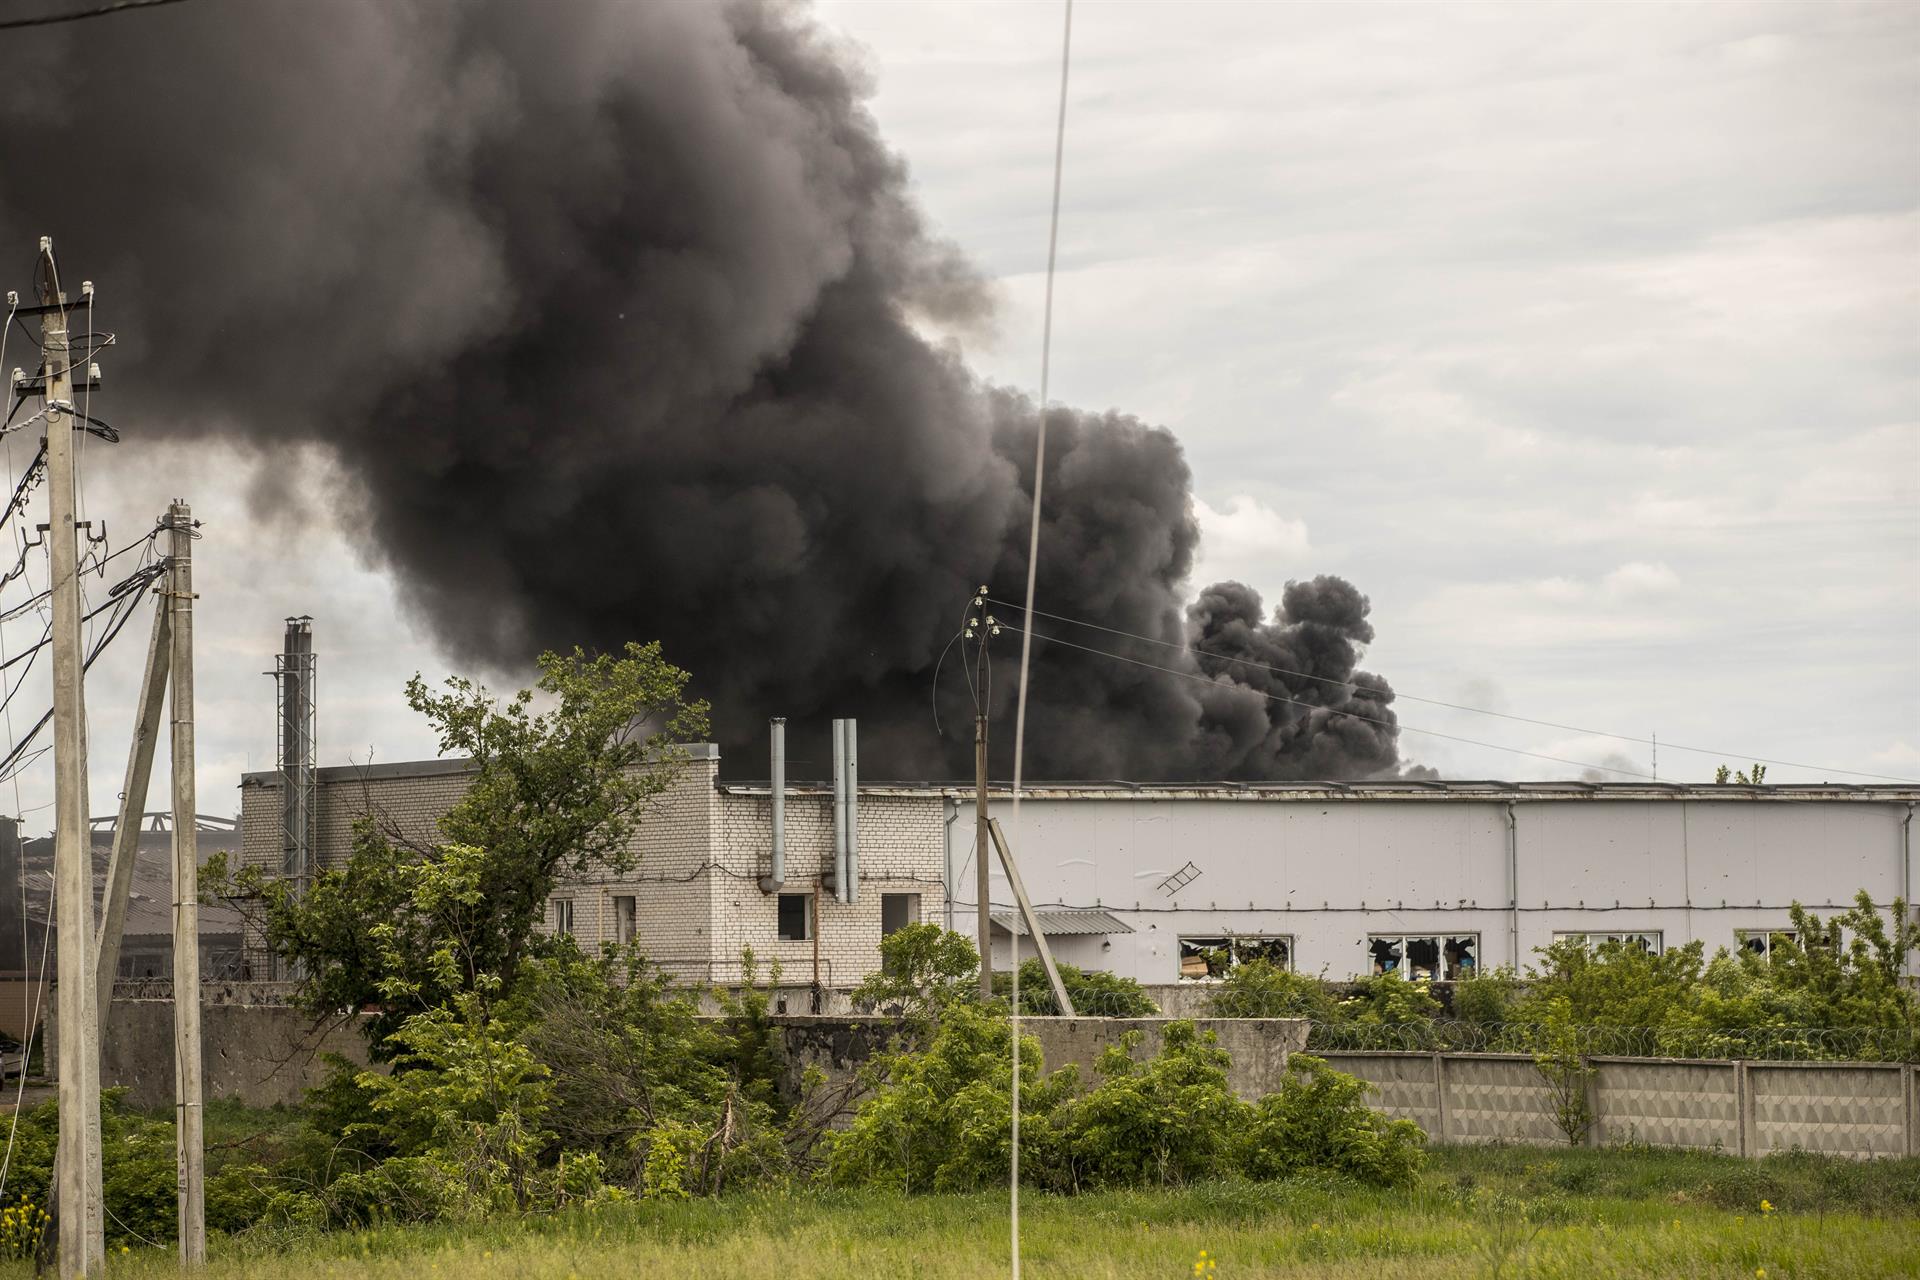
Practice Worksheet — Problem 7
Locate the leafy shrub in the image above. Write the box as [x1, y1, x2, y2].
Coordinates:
[1452, 967, 1521, 1027]
[828, 1006, 1423, 1194]
[1342, 972, 1444, 1025]
[1050, 1024, 1240, 1189]
[1205, 960, 1340, 1021]
[825, 1001, 1073, 1192]
[993, 958, 1159, 1017]
[1235, 1055, 1424, 1187]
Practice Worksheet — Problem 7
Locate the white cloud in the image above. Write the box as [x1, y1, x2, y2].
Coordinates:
[1189, 495, 1310, 605]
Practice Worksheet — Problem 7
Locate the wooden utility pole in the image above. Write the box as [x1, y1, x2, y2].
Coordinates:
[166, 499, 205, 1264]
[38, 238, 103, 1278]
[94, 595, 170, 1017]
[975, 712, 992, 1000]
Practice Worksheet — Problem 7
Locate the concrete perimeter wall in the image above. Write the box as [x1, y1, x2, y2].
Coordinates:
[50, 983, 374, 1111]
[1321, 1051, 1919, 1159]
[56, 991, 1919, 1162]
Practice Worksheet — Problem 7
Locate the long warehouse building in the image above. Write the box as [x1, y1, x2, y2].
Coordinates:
[237, 731, 1919, 989]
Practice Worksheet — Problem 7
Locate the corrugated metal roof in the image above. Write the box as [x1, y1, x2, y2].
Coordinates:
[989, 909, 1133, 937]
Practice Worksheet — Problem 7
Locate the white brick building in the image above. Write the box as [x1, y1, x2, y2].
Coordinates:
[238, 746, 947, 987]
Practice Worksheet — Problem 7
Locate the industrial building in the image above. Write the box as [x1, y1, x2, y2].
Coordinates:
[237, 721, 1920, 991]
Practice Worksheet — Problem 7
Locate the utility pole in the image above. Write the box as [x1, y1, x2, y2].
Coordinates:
[36, 237, 103, 1278]
[166, 499, 205, 1264]
[975, 711, 992, 1000]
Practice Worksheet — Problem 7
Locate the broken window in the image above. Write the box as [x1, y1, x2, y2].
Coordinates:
[1177, 935, 1292, 981]
[1735, 928, 1829, 962]
[1552, 931, 1662, 954]
[550, 898, 575, 938]
[613, 895, 637, 946]
[881, 893, 920, 937]
[777, 893, 812, 942]
[1367, 933, 1478, 980]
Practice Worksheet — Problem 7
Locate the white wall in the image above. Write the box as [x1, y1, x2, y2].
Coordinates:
[976, 795, 1912, 984]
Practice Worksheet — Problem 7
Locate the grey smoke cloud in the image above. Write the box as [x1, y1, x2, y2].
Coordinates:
[0, 0, 1404, 781]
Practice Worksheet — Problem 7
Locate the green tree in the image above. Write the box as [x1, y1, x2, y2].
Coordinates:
[220, 642, 707, 1044]
[850, 924, 981, 1022]
[1514, 936, 1705, 1031]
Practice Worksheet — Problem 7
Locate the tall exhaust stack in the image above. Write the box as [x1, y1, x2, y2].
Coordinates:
[759, 717, 785, 893]
[275, 616, 316, 899]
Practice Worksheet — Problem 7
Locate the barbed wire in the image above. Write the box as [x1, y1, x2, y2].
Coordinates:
[1003, 984, 1918, 1061]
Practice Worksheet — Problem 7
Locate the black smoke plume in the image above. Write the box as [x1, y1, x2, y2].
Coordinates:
[0, 0, 1407, 781]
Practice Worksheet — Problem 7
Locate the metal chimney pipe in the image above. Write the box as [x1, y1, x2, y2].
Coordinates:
[760, 718, 786, 893]
[844, 719, 859, 904]
[831, 718, 848, 903]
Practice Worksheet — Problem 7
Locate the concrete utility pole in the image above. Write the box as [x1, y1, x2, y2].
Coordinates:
[166, 499, 205, 1264]
[94, 593, 170, 1018]
[976, 712, 992, 1000]
[37, 238, 104, 1278]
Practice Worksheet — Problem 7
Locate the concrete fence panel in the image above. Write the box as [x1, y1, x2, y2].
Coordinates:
[1445, 1053, 1562, 1146]
[1592, 1058, 1740, 1153]
[1314, 1052, 1441, 1137]
[1748, 1062, 1908, 1160]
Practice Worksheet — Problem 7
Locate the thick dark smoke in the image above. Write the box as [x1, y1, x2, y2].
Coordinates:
[0, 0, 1409, 781]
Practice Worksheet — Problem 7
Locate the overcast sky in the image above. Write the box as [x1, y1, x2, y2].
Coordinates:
[5, 0, 1915, 834]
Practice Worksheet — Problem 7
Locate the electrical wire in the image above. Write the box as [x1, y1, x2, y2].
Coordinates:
[1008, 7, 1074, 1275]
[0, 0, 192, 31]
[0, 289, 52, 1206]
[0, 558, 164, 784]
[988, 596, 1919, 784]
[1001, 619, 1663, 780]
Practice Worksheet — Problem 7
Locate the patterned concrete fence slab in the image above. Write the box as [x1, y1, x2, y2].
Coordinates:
[1749, 1062, 1908, 1160]
[1592, 1057, 1740, 1153]
[1319, 1050, 1916, 1159]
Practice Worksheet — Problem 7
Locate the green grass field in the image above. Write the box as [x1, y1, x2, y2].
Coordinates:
[8, 1143, 1912, 1280]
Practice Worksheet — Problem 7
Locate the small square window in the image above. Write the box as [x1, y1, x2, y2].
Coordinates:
[613, 895, 637, 946]
[881, 893, 920, 937]
[777, 893, 811, 941]
[551, 898, 575, 937]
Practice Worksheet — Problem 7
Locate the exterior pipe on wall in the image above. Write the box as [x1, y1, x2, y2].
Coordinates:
[759, 717, 786, 893]
[1505, 801, 1519, 968]
[845, 718, 859, 905]
[1904, 803, 1914, 979]
[831, 718, 848, 903]
[943, 796, 960, 931]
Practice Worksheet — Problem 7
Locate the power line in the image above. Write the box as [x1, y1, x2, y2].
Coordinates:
[0, 0, 191, 31]
[989, 596, 1918, 785]
[1001, 619, 1662, 780]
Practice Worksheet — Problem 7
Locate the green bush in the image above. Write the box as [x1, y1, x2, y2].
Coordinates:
[1342, 971, 1444, 1025]
[1235, 1055, 1424, 1188]
[993, 958, 1159, 1017]
[827, 1006, 1423, 1195]
[1204, 960, 1340, 1021]
[1050, 1023, 1240, 1189]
